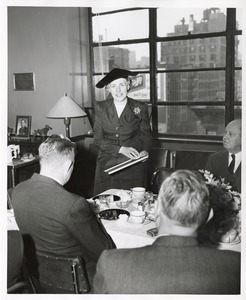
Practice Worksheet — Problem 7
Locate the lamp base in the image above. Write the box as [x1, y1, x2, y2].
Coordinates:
[64, 118, 71, 138]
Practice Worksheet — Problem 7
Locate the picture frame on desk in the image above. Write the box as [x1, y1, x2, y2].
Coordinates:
[15, 115, 32, 139]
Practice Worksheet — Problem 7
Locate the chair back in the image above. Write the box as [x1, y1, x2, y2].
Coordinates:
[151, 167, 176, 194]
[170, 150, 215, 170]
[7, 229, 35, 293]
[148, 148, 170, 189]
[7, 230, 25, 293]
[32, 252, 90, 294]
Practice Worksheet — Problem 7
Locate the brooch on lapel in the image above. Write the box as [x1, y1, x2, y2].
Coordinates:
[133, 107, 141, 115]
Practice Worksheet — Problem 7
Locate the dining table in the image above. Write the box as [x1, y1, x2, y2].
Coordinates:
[88, 188, 241, 252]
[89, 189, 156, 249]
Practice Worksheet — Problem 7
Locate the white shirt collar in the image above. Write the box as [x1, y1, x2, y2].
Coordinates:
[228, 151, 241, 172]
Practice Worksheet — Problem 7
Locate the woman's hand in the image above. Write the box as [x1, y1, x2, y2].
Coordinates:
[119, 146, 140, 159]
[139, 150, 148, 157]
[139, 150, 149, 162]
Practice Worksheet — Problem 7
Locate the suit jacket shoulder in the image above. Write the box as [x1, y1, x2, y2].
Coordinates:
[127, 97, 148, 111]
[208, 150, 228, 160]
[93, 236, 240, 294]
[205, 150, 228, 173]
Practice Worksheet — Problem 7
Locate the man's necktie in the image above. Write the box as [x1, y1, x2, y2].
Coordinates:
[228, 154, 235, 174]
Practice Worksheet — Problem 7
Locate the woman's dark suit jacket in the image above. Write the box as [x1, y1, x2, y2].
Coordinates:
[93, 97, 152, 194]
[206, 150, 241, 192]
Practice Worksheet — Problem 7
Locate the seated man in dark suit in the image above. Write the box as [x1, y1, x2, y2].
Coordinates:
[11, 135, 115, 293]
[93, 170, 240, 294]
[206, 119, 241, 192]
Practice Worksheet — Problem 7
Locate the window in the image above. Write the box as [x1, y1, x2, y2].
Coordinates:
[199, 54, 206, 61]
[190, 55, 196, 62]
[200, 45, 206, 52]
[210, 54, 217, 61]
[190, 46, 196, 53]
[89, 7, 242, 141]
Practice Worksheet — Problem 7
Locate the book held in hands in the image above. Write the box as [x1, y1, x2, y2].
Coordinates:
[104, 154, 149, 175]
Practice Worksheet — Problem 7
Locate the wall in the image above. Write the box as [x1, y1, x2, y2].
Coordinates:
[8, 7, 91, 137]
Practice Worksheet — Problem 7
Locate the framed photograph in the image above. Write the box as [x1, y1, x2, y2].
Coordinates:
[13, 73, 35, 91]
[15, 116, 32, 138]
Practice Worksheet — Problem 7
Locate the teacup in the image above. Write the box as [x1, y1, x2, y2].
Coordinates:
[131, 187, 146, 203]
[130, 210, 146, 224]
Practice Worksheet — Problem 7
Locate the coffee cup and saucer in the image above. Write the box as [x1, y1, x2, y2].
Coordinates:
[130, 187, 146, 204]
[127, 210, 151, 226]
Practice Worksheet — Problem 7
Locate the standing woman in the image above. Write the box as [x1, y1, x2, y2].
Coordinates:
[93, 68, 152, 194]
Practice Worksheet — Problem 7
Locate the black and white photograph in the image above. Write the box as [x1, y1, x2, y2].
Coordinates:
[15, 115, 31, 137]
[1, 0, 245, 299]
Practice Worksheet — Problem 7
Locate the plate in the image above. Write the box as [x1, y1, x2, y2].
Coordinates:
[21, 157, 36, 162]
[127, 218, 151, 226]
[99, 209, 130, 220]
[210, 233, 241, 245]
[92, 194, 121, 203]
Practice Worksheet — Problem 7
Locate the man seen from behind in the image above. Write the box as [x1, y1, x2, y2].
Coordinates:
[93, 170, 240, 294]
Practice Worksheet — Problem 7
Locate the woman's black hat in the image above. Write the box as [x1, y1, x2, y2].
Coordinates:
[96, 68, 138, 88]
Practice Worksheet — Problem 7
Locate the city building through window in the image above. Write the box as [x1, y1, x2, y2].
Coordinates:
[89, 7, 242, 140]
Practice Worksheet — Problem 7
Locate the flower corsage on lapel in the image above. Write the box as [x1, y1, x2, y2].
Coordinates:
[133, 106, 141, 115]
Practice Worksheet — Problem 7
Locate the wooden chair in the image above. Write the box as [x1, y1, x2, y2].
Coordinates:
[7, 230, 26, 293]
[7, 229, 35, 294]
[150, 167, 176, 194]
[30, 252, 90, 294]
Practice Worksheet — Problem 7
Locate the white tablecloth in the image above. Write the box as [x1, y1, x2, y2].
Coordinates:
[7, 209, 20, 231]
[89, 189, 241, 252]
[90, 189, 156, 249]
[102, 218, 155, 249]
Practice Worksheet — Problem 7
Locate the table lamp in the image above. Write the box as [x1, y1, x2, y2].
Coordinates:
[46, 93, 87, 138]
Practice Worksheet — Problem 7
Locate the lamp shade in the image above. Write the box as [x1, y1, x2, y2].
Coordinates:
[46, 94, 87, 118]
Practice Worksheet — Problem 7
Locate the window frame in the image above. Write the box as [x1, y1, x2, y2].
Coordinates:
[88, 7, 242, 143]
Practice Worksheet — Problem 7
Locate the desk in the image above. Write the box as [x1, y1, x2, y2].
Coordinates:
[7, 157, 39, 187]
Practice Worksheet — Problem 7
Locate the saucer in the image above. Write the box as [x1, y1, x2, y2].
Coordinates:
[21, 157, 36, 162]
[127, 218, 151, 226]
[210, 233, 241, 245]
